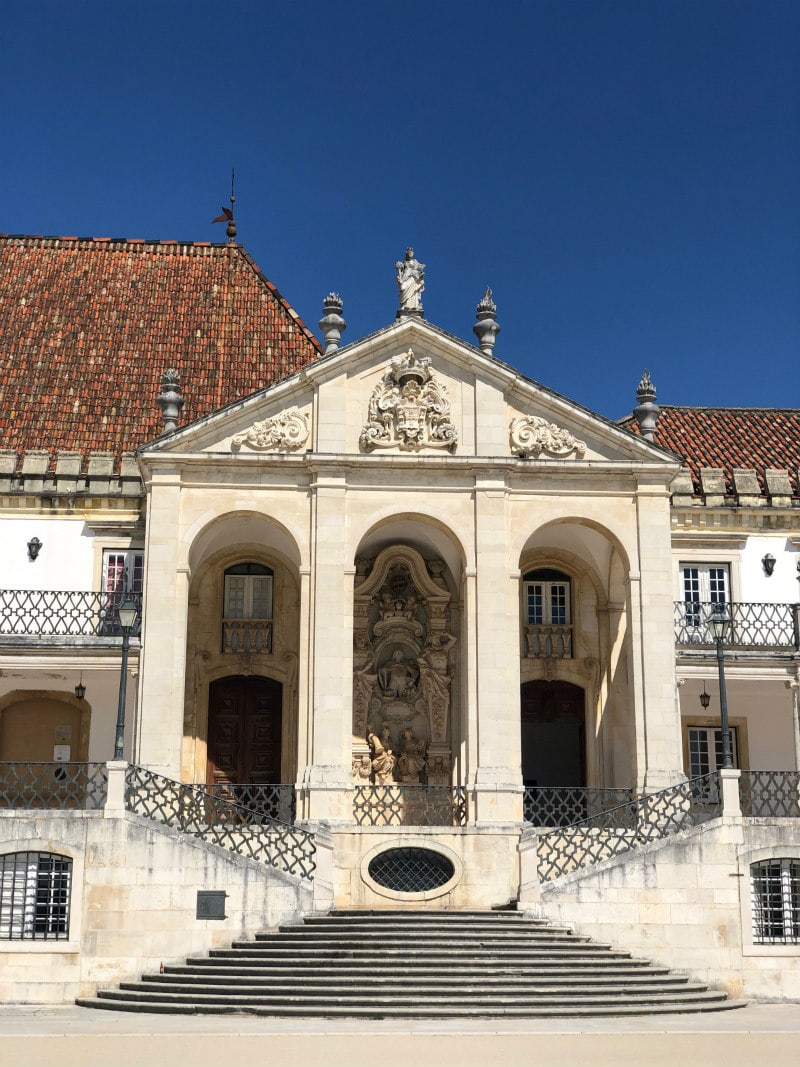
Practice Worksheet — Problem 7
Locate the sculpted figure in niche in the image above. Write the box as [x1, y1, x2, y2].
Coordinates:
[419, 632, 455, 698]
[395, 248, 425, 311]
[378, 649, 419, 700]
[367, 724, 396, 785]
[396, 728, 427, 784]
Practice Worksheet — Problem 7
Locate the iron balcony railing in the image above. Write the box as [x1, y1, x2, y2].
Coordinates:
[674, 600, 800, 650]
[739, 770, 800, 817]
[524, 786, 637, 827]
[0, 762, 108, 809]
[125, 765, 315, 879]
[0, 590, 143, 639]
[353, 785, 468, 827]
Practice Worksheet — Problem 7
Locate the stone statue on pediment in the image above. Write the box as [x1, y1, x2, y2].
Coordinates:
[396, 248, 425, 312]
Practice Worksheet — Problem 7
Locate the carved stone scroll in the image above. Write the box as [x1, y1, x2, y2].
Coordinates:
[360, 349, 457, 453]
[509, 415, 586, 459]
[231, 407, 310, 453]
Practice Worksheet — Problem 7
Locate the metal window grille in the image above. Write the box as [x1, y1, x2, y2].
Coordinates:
[368, 847, 454, 893]
[751, 859, 800, 944]
[0, 852, 72, 941]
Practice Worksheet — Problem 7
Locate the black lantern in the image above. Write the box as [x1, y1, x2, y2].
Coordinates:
[762, 553, 776, 577]
[27, 537, 42, 561]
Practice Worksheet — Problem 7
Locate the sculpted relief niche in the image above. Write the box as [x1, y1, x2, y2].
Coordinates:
[509, 415, 586, 460]
[360, 349, 457, 453]
[231, 407, 310, 453]
[352, 546, 455, 785]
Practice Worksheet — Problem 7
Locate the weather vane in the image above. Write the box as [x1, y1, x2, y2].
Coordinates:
[212, 168, 237, 242]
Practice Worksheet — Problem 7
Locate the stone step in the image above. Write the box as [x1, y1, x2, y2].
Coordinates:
[77, 908, 745, 1018]
[126, 976, 709, 995]
[84, 987, 735, 1013]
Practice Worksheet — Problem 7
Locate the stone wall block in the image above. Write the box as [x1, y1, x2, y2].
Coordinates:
[86, 453, 115, 495]
[765, 468, 793, 507]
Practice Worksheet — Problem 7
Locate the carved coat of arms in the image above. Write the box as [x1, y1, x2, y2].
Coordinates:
[360, 349, 457, 453]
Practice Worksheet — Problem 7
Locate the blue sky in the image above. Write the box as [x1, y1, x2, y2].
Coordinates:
[3, 1, 798, 420]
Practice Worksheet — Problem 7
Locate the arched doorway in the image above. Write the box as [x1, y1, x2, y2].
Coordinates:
[520, 680, 585, 787]
[206, 676, 282, 786]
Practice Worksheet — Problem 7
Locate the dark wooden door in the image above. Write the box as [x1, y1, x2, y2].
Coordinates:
[520, 680, 585, 787]
[207, 676, 282, 785]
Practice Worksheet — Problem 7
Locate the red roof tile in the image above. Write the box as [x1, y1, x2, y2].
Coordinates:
[622, 407, 800, 497]
[0, 235, 323, 471]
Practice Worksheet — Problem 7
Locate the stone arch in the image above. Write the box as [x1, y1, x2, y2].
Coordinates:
[352, 517, 466, 787]
[517, 517, 634, 789]
[184, 509, 306, 575]
[182, 513, 303, 785]
[0, 690, 90, 763]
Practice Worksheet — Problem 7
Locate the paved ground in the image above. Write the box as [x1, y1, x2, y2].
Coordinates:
[0, 1003, 798, 1067]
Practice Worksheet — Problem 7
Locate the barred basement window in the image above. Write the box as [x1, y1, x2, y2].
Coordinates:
[751, 859, 800, 944]
[0, 852, 72, 941]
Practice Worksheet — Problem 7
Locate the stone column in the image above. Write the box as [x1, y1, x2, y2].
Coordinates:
[136, 470, 187, 778]
[470, 470, 523, 823]
[633, 477, 684, 792]
[303, 467, 353, 822]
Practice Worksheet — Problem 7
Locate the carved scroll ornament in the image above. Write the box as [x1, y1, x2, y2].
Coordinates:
[231, 407, 310, 453]
[360, 349, 457, 453]
[509, 415, 586, 459]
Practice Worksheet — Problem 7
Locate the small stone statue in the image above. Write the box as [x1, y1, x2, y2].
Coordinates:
[396, 728, 427, 784]
[378, 649, 419, 700]
[395, 248, 425, 312]
[367, 724, 396, 785]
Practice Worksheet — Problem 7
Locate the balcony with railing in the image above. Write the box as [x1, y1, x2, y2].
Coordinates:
[0, 590, 143, 645]
[524, 624, 573, 658]
[221, 617, 273, 654]
[674, 601, 800, 653]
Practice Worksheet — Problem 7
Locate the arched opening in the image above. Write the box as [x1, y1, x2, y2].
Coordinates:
[520, 679, 586, 787]
[207, 675, 283, 787]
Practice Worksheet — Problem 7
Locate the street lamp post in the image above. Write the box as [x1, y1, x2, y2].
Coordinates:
[114, 595, 139, 761]
[707, 603, 733, 770]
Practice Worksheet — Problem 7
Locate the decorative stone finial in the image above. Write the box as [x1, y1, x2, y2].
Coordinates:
[473, 287, 500, 356]
[156, 368, 184, 434]
[395, 248, 425, 318]
[633, 369, 660, 441]
[319, 293, 346, 353]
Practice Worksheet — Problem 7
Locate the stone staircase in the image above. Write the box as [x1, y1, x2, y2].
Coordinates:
[76, 909, 746, 1017]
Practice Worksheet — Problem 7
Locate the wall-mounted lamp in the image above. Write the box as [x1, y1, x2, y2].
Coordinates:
[74, 674, 86, 701]
[699, 686, 711, 710]
[762, 553, 776, 577]
[27, 537, 42, 561]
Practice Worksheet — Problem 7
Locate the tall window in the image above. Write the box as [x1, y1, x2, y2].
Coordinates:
[100, 549, 143, 634]
[523, 569, 572, 658]
[222, 563, 274, 653]
[681, 563, 729, 631]
[0, 852, 72, 941]
[687, 725, 739, 778]
[751, 859, 800, 944]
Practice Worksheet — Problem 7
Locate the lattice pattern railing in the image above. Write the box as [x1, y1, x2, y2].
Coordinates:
[537, 773, 721, 883]
[739, 771, 800, 817]
[205, 783, 295, 823]
[674, 601, 799, 649]
[0, 762, 108, 809]
[124, 765, 315, 879]
[353, 785, 468, 826]
[524, 786, 637, 827]
[0, 590, 142, 638]
[524, 624, 573, 658]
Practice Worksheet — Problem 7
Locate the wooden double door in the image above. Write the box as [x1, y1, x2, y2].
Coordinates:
[206, 676, 283, 785]
[521, 680, 585, 787]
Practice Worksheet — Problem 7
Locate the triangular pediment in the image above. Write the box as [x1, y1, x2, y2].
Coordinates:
[139, 317, 676, 472]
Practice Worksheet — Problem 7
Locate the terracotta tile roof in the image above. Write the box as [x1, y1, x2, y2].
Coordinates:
[0, 235, 323, 471]
[621, 406, 800, 497]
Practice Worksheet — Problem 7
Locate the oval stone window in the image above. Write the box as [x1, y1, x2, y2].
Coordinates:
[368, 847, 455, 893]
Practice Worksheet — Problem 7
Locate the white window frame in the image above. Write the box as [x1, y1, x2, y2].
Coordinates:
[523, 574, 571, 627]
[680, 562, 730, 633]
[102, 549, 144, 596]
[687, 724, 739, 777]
